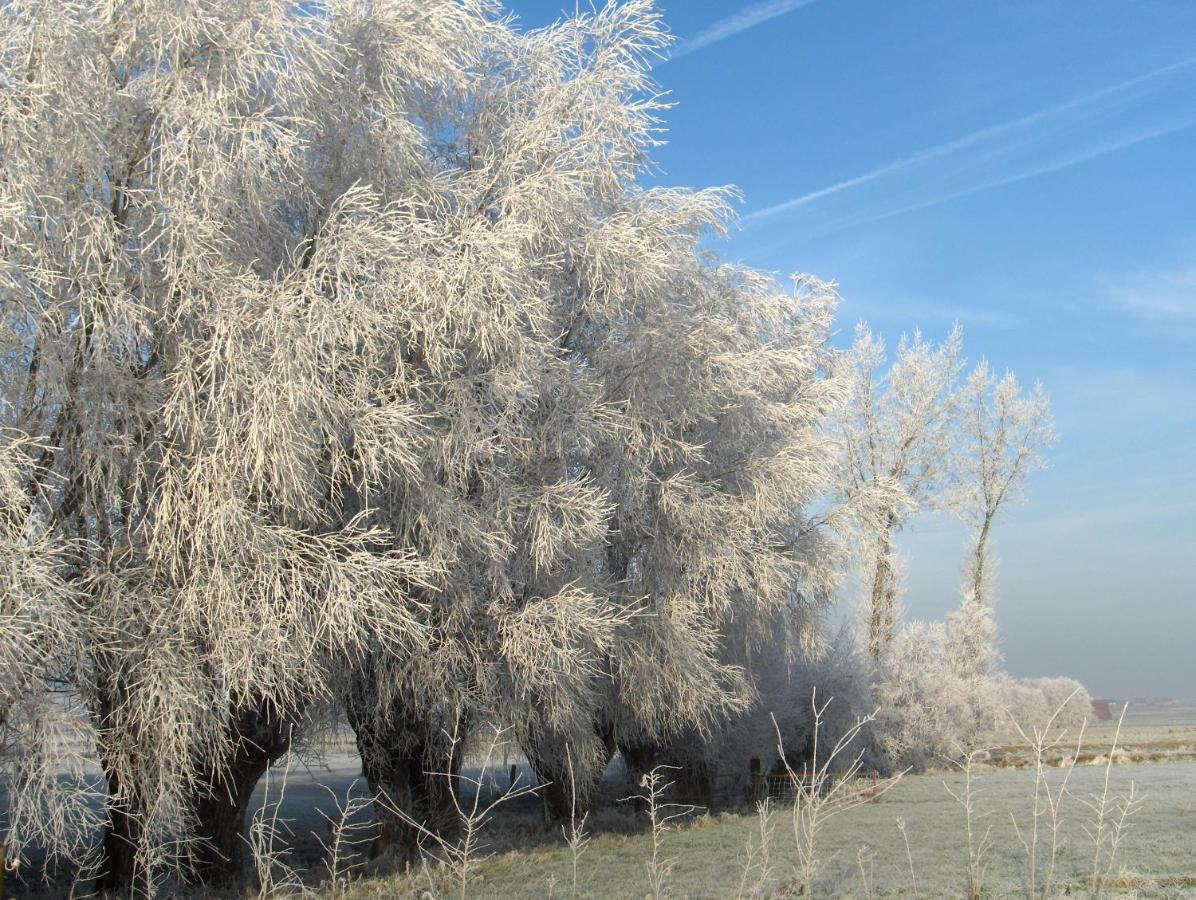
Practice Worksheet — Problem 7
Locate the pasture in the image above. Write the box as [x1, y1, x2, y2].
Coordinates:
[5, 710, 1195, 897]
[329, 756, 1196, 898]
[246, 707, 1196, 899]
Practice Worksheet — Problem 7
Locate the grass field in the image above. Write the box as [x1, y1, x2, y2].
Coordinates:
[988, 719, 1196, 768]
[276, 706, 1196, 898]
[331, 757, 1196, 899]
[7, 708, 1195, 897]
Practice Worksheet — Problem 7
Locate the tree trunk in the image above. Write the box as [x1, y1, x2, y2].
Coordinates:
[970, 516, 993, 607]
[618, 734, 659, 788]
[343, 676, 460, 868]
[188, 699, 294, 888]
[367, 742, 457, 867]
[525, 720, 617, 825]
[527, 755, 571, 826]
[94, 765, 148, 898]
[93, 684, 151, 899]
[867, 525, 896, 659]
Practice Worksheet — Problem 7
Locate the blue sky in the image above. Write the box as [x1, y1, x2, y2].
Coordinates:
[508, 1, 1196, 701]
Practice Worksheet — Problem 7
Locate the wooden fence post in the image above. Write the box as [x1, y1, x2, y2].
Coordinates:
[749, 757, 762, 803]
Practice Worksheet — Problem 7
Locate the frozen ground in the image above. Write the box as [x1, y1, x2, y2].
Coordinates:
[243, 722, 1196, 899]
[6, 707, 1196, 897]
[337, 758, 1196, 899]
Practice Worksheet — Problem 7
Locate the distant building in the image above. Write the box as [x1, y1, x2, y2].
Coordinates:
[1090, 698, 1113, 721]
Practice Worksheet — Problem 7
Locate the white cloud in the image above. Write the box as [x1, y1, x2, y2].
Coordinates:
[1105, 265, 1196, 324]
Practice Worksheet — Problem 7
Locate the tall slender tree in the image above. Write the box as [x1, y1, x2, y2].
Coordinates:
[834, 324, 964, 658]
[948, 361, 1055, 680]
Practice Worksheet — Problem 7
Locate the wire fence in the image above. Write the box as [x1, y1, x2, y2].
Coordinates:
[751, 769, 881, 805]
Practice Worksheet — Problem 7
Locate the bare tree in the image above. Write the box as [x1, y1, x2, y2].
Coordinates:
[950, 362, 1055, 650]
[833, 324, 964, 658]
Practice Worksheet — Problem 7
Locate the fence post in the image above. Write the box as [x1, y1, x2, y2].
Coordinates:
[510, 764, 518, 789]
[749, 757, 762, 803]
[871, 770, 878, 803]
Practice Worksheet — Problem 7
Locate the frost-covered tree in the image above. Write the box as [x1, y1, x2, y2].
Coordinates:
[1, 0, 855, 888]
[869, 619, 976, 770]
[551, 267, 846, 814]
[943, 362, 1054, 743]
[952, 362, 1055, 623]
[0, 435, 98, 874]
[825, 331, 1071, 770]
[834, 324, 964, 657]
[987, 676, 1090, 735]
[0, 0, 579, 890]
[576, 268, 845, 760]
[471, 9, 852, 814]
[865, 352, 1064, 763]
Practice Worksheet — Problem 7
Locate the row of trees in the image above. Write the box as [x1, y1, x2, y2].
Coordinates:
[834, 324, 1055, 662]
[617, 324, 1064, 793]
[0, 0, 1067, 895]
[0, 1, 857, 894]
[827, 324, 1063, 772]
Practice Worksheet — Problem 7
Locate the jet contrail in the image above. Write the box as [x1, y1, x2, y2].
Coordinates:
[740, 117, 1196, 261]
[668, 0, 817, 62]
[744, 56, 1196, 223]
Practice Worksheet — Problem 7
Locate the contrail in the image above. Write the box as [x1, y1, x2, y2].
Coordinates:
[741, 117, 1196, 259]
[668, 0, 817, 62]
[744, 56, 1196, 223]
[874, 118, 1196, 224]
